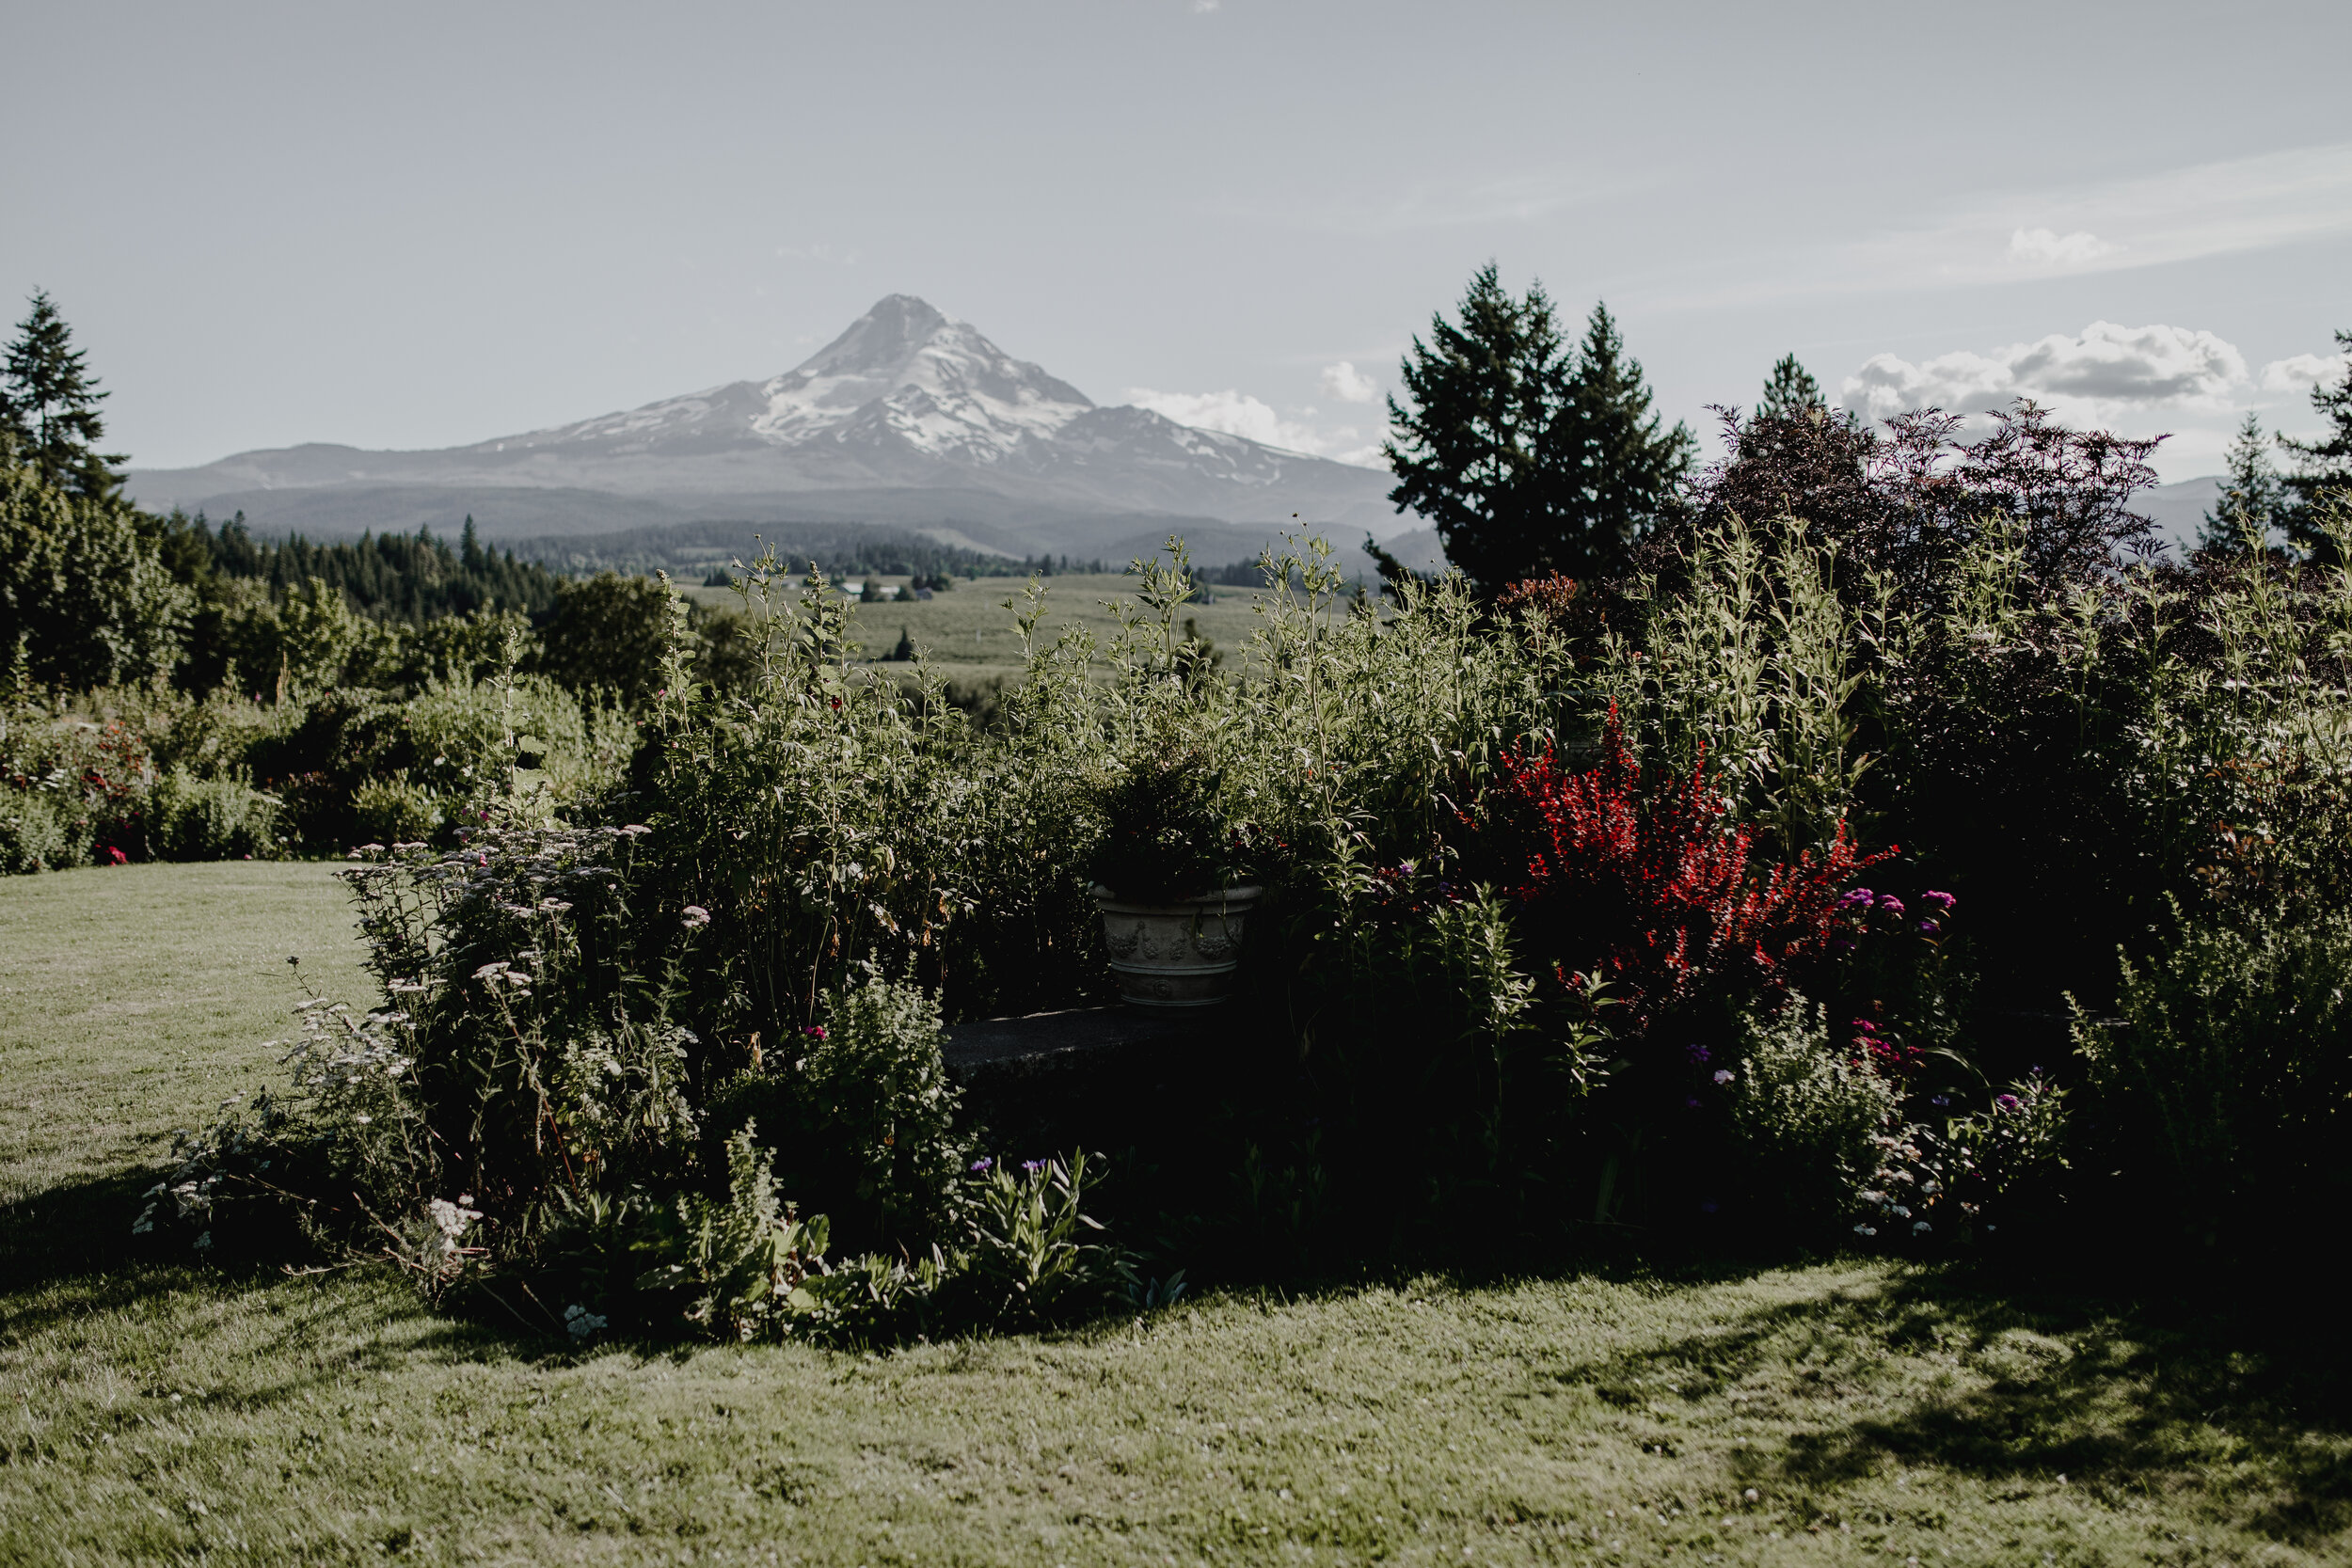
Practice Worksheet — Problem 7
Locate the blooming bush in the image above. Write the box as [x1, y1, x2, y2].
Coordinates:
[702, 970, 969, 1255]
[1464, 705, 1889, 1036]
[1724, 994, 1901, 1237]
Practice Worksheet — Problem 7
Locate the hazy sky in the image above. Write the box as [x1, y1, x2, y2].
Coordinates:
[6, 0, 2347, 481]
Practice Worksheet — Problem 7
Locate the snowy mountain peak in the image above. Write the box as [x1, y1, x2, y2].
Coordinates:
[505, 295, 1095, 467]
[749, 294, 1095, 460]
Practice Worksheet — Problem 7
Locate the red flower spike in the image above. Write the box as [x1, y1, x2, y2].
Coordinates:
[1466, 705, 1893, 1037]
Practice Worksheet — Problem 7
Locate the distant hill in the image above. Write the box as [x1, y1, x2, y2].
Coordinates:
[2137, 476, 2221, 556]
[127, 294, 1412, 563]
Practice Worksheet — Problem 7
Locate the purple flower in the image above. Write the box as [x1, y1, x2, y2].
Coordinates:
[1840, 888, 1875, 909]
[1713, 1069, 1734, 1085]
[1685, 1097, 1702, 1109]
[1922, 890, 1956, 911]
[1930, 1094, 1950, 1107]
[1876, 895, 1906, 916]
[1686, 1043, 1711, 1064]
[1918, 920, 1940, 933]
[968, 1158, 993, 1173]
[1021, 1159, 1046, 1175]
[1994, 1093, 2022, 1112]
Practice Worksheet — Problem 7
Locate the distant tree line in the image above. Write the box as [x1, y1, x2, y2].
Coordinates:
[516, 520, 1013, 584]
[189, 515, 563, 624]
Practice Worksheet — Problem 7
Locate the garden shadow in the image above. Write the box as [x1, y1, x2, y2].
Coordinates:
[1566, 1259, 2351, 1544]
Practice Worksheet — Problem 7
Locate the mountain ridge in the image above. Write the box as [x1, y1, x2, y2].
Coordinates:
[127, 294, 1406, 555]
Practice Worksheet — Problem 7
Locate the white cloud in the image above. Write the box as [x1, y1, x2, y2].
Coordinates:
[2007, 227, 2118, 266]
[2261, 349, 2352, 393]
[1127, 388, 1303, 447]
[1841, 322, 2249, 424]
[1319, 360, 1380, 404]
[1124, 387, 1385, 467]
[1652, 142, 2352, 311]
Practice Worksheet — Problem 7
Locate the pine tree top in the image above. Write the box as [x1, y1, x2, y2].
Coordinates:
[0, 290, 125, 500]
[1756, 355, 1826, 422]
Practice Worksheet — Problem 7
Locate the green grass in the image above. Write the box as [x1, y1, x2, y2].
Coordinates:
[0, 862, 369, 1204]
[686, 572, 1295, 677]
[4, 866, 2347, 1564]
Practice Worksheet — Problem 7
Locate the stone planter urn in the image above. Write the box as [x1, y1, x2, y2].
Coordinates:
[1094, 884, 1262, 1008]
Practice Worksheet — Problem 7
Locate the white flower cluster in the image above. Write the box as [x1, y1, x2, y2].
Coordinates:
[471, 958, 537, 998]
[1854, 1128, 1966, 1239]
[427, 1195, 483, 1255]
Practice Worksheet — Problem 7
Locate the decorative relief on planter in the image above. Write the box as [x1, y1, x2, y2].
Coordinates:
[1091, 885, 1261, 1008]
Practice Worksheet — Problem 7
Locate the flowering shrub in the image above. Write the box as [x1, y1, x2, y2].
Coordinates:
[1465, 705, 1890, 1035]
[1724, 995, 1901, 1235]
[1854, 1073, 2069, 1246]
[702, 970, 968, 1255]
[1, 697, 156, 868]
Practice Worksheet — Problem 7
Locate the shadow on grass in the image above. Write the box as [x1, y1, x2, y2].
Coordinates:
[10, 1164, 2347, 1547]
[0, 1165, 727, 1383]
[0, 1166, 509, 1362]
[1541, 1259, 2352, 1544]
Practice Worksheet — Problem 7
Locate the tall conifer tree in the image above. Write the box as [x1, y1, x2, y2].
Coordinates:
[0, 291, 125, 500]
[1387, 267, 1690, 593]
[1563, 303, 1695, 572]
[1756, 354, 1826, 420]
[2279, 328, 2352, 554]
[2196, 413, 2283, 559]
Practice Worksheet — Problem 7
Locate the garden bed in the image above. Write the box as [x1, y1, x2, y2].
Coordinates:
[3, 865, 2346, 1565]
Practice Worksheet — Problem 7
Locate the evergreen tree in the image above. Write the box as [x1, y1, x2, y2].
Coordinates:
[1756, 354, 1826, 420]
[1564, 303, 1696, 573]
[1, 451, 191, 688]
[1385, 264, 1570, 594]
[2279, 328, 2352, 554]
[1387, 266, 1691, 593]
[2196, 413, 2284, 559]
[0, 291, 126, 500]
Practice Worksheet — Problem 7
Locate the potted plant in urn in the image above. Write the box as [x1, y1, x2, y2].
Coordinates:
[1086, 745, 1259, 1008]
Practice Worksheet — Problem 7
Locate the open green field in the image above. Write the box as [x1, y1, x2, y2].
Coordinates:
[3, 865, 2345, 1564]
[686, 572, 1295, 681]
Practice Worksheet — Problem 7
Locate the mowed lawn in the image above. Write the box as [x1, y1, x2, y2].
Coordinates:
[3, 866, 2346, 1565]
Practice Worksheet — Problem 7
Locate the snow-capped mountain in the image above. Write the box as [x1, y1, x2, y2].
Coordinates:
[128, 295, 1405, 554]
[515, 295, 1095, 465]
